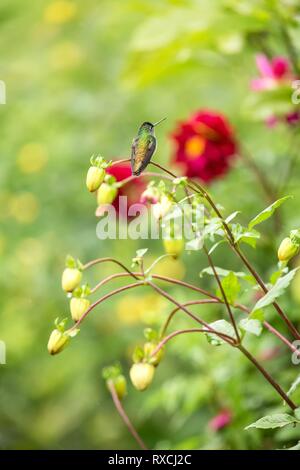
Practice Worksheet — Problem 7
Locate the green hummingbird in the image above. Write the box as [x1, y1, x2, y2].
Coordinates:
[131, 117, 166, 176]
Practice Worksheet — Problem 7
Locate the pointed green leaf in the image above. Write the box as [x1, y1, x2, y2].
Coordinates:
[287, 375, 300, 397]
[245, 413, 298, 430]
[239, 318, 263, 336]
[248, 196, 292, 230]
[206, 319, 236, 346]
[251, 268, 299, 313]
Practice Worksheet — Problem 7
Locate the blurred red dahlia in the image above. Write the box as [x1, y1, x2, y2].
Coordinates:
[170, 110, 237, 183]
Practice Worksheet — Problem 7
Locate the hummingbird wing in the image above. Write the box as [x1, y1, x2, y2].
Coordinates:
[131, 135, 156, 176]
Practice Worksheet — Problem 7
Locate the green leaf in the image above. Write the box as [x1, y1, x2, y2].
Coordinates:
[132, 346, 144, 363]
[200, 266, 247, 279]
[245, 413, 298, 430]
[240, 308, 264, 336]
[206, 319, 236, 346]
[294, 408, 300, 421]
[287, 375, 300, 397]
[225, 211, 240, 223]
[270, 267, 289, 285]
[136, 248, 148, 258]
[251, 268, 299, 313]
[231, 223, 260, 248]
[216, 271, 241, 305]
[239, 318, 263, 337]
[208, 240, 226, 255]
[248, 196, 292, 230]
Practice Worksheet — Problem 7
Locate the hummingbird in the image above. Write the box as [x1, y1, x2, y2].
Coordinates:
[131, 118, 166, 176]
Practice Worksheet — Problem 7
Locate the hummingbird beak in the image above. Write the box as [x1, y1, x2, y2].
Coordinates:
[153, 117, 167, 127]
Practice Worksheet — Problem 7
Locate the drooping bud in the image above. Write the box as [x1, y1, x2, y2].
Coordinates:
[103, 363, 127, 400]
[278, 237, 299, 262]
[129, 363, 155, 391]
[86, 166, 105, 192]
[62, 268, 82, 292]
[47, 318, 79, 355]
[163, 238, 184, 258]
[47, 329, 70, 355]
[70, 297, 90, 322]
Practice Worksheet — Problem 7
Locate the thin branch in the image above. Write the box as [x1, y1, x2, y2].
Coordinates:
[151, 328, 235, 358]
[70, 282, 145, 330]
[238, 345, 297, 410]
[107, 380, 148, 450]
[147, 280, 237, 346]
[91, 270, 221, 302]
[147, 160, 300, 339]
[83, 257, 139, 280]
[203, 245, 240, 342]
[160, 299, 219, 338]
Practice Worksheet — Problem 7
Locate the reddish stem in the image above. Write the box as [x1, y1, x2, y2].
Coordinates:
[107, 380, 148, 450]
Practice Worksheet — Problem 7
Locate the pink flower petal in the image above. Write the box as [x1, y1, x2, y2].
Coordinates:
[256, 54, 274, 78]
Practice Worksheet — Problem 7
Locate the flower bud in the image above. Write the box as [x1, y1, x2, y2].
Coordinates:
[86, 166, 105, 192]
[129, 363, 155, 391]
[113, 375, 127, 400]
[70, 297, 90, 322]
[47, 329, 69, 355]
[278, 237, 299, 262]
[163, 238, 184, 258]
[62, 268, 82, 292]
[144, 342, 164, 367]
[97, 183, 118, 205]
[140, 186, 159, 204]
[153, 194, 173, 220]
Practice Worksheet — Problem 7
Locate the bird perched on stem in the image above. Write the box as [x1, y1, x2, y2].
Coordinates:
[131, 118, 166, 176]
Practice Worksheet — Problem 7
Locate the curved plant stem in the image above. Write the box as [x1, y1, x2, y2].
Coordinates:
[238, 344, 297, 410]
[107, 380, 148, 450]
[234, 246, 300, 340]
[160, 299, 300, 359]
[147, 280, 237, 346]
[143, 160, 300, 340]
[83, 257, 139, 280]
[90, 270, 220, 301]
[203, 245, 240, 342]
[88, 269, 300, 357]
[152, 328, 235, 358]
[160, 299, 219, 338]
[71, 282, 145, 329]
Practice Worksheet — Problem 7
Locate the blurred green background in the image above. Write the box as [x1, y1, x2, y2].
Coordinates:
[1, 0, 300, 450]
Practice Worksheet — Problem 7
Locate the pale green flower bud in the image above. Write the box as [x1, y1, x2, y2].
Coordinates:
[47, 329, 69, 355]
[278, 237, 299, 262]
[86, 166, 105, 192]
[129, 363, 155, 391]
[70, 297, 90, 322]
[97, 183, 118, 205]
[61, 268, 82, 292]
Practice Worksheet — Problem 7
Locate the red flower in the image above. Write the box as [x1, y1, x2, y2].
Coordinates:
[106, 161, 145, 217]
[208, 409, 232, 431]
[170, 110, 237, 183]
